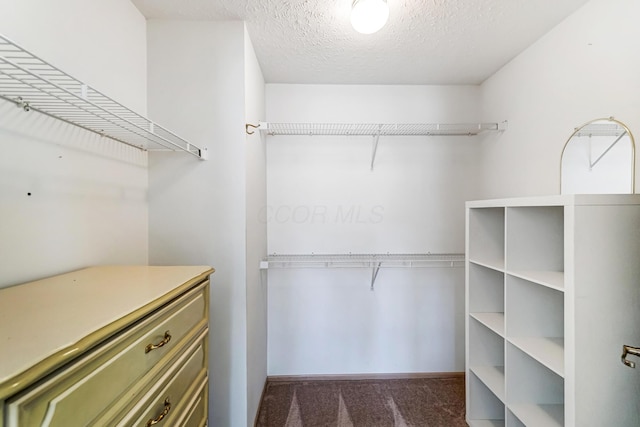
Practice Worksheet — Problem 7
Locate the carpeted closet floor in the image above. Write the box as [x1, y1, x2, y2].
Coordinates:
[255, 376, 466, 427]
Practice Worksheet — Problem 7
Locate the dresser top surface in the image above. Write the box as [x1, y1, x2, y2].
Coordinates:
[0, 265, 213, 398]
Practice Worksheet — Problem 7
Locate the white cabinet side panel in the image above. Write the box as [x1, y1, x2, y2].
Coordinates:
[572, 205, 640, 427]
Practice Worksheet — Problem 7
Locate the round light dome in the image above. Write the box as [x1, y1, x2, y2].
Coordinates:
[350, 0, 389, 34]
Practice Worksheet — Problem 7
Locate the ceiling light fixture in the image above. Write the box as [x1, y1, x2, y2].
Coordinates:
[350, 0, 389, 34]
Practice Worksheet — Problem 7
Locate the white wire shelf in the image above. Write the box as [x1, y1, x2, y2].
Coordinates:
[260, 253, 464, 269]
[261, 253, 465, 290]
[256, 122, 506, 136]
[573, 122, 626, 137]
[0, 34, 207, 159]
[252, 121, 506, 169]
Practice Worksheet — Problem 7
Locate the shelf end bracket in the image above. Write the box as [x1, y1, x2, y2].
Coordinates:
[15, 96, 31, 112]
[590, 130, 627, 169]
[246, 123, 260, 135]
[198, 147, 209, 160]
[371, 132, 381, 171]
[370, 261, 382, 290]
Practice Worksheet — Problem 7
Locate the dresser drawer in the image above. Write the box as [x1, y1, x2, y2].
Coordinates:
[180, 380, 208, 427]
[116, 335, 208, 427]
[5, 281, 209, 427]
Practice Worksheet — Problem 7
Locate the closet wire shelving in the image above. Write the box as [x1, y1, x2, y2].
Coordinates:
[570, 120, 630, 169]
[0, 34, 207, 159]
[260, 253, 465, 290]
[573, 122, 627, 137]
[251, 121, 507, 169]
[255, 122, 505, 136]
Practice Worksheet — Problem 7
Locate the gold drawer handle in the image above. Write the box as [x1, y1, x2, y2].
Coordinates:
[145, 331, 172, 353]
[622, 344, 640, 368]
[146, 397, 171, 427]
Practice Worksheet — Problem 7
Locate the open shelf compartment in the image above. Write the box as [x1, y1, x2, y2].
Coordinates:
[506, 275, 564, 377]
[469, 317, 505, 402]
[467, 371, 506, 426]
[469, 263, 505, 336]
[468, 207, 505, 270]
[506, 206, 564, 288]
[506, 343, 564, 427]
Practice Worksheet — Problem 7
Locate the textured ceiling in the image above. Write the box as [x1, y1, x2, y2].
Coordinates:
[131, 0, 590, 85]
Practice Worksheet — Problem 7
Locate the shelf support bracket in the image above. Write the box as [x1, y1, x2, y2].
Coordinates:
[370, 262, 381, 291]
[370, 131, 381, 170]
[590, 130, 627, 169]
[246, 123, 259, 135]
[15, 96, 30, 112]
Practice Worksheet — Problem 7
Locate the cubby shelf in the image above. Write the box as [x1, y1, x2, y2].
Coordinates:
[470, 366, 505, 402]
[469, 259, 505, 272]
[470, 313, 505, 337]
[508, 337, 564, 377]
[466, 194, 640, 426]
[509, 404, 564, 427]
[468, 421, 506, 427]
[506, 270, 564, 291]
[468, 372, 505, 425]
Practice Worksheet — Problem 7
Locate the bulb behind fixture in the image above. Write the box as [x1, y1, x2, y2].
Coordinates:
[350, 0, 389, 34]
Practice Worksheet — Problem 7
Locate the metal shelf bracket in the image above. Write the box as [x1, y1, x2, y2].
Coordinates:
[370, 261, 382, 290]
[590, 130, 627, 169]
[246, 123, 260, 135]
[371, 131, 381, 170]
[15, 96, 30, 111]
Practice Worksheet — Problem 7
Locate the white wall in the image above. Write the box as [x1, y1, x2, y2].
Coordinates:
[480, 0, 640, 198]
[0, 0, 147, 113]
[244, 28, 268, 425]
[147, 20, 266, 427]
[0, 0, 148, 288]
[266, 84, 482, 374]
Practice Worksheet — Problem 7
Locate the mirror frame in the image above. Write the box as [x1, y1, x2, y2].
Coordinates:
[560, 117, 636, 194]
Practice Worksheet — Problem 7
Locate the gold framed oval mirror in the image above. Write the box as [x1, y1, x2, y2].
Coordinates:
[560, 117, 635, 194]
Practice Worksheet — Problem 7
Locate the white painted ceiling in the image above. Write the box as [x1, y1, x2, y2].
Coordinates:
[131, 0, 590, 85]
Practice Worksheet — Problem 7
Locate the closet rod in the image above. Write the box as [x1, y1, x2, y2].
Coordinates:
[260, 253, 465, 290]
[260, 253, 464, 269]
[256, 122, 507, 136]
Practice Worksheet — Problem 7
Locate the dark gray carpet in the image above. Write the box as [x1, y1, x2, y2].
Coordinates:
[255, 376, 466, 427]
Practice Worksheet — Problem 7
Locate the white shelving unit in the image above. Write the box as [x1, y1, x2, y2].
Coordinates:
[260, 253, 464, 290]
[260, 252, 464, 268]
[256, 122, 506, 136]
[253, 121, 506, 169]
[466, 194, 640, 427]
[573, 121, 627, 137]
[0, 34, 207, 159]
